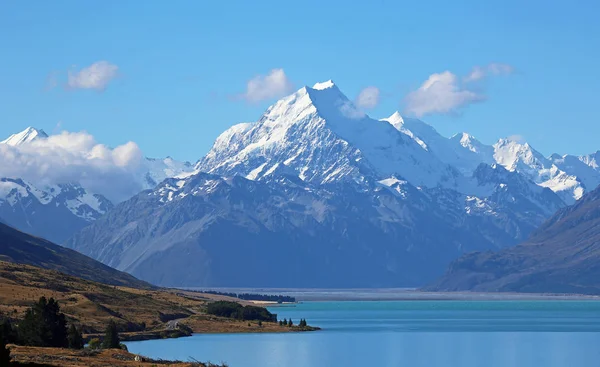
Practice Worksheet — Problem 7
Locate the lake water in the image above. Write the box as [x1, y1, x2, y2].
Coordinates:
[126, 301, 600, 367]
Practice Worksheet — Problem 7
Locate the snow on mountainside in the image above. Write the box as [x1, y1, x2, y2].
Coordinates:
[566, 151, 600, 189]
[550, 154, 600, 189]
[381, 115, 590, 204]
[0, 127, 48, 146]
[196, 81, 570, 219]
[579, 151, 600, 169]
[375, 112, 592, 204]
[382, 113, 494, 175]
[198, 81, 462, 190]
[142, 157, 194, 189]
[492, 139, 584, 203]
[0, 178, 112, 243]
[197, 80, 591, 204]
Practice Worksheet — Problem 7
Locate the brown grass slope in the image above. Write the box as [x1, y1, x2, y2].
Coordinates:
[0, 222, 152, 289]
[428, 185, 600, 294]
[0, 260, 309, 338]
[0, 260, 199, 334]
[10, 346, 224, 367]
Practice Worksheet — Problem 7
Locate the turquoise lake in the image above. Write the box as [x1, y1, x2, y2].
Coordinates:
[125, 301, 600, 367]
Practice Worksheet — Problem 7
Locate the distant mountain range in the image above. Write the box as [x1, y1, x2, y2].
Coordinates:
[5, 81, 600, 288]
[0, 127, 194, 242]
[0, 177, 112, 243]
[427, 184, 600, 294]
[62, 81, 599, 287]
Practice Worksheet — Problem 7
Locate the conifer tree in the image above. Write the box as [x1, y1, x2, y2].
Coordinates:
[19, 297, 68, 348]
[0, 323, 11, 366]
[0, 319, 16, 344]
[68, 324, 84, 350]
[102, 320, 121, 349]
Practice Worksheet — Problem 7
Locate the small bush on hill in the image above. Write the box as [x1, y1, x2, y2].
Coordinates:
[88, 338, 101, 350]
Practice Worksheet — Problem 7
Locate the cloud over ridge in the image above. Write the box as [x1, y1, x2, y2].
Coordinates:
[242, 68, 294, 102]
[405, 63, 514, 117]
[0, 130, 144, 202]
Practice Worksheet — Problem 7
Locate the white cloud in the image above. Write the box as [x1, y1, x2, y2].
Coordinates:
[243, 69, 294, 102]
[355, 86, 380, 109]
[488, 63, 515, 75]
[465, 63, 514, 83]
[0, 131, 144, 202]
[464, 66, 486, 83]
[339, 101, 366, 119]
[405, 71, 485, 117]
[67, 61, 119, 91]
[406, 63, 514, 117]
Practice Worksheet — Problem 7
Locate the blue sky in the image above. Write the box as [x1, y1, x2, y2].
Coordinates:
[1, 0, 599, 161]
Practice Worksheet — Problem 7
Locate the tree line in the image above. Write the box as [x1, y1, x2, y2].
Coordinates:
[200, 290, 296, 303]
[0, 297, 124, 365]
[278, 318, 308, 327]
[206, 301, 277, 322]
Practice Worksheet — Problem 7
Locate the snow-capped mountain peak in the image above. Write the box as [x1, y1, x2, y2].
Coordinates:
[450, 133, 485, 153]
[493, 138, 536, 171]
[198, 83, 459, 189]
[1, 127, 48, 146]
[492, 138, 585, 203]
[383, 111, 405, 129]
[312, 79, 337, 90]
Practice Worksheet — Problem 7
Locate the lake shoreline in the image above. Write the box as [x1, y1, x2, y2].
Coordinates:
[190, 288, 600, 302]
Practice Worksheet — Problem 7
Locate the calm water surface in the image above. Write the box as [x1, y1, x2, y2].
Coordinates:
[126, 301, 600, 367]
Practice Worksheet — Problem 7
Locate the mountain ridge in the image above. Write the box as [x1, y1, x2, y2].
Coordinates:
[65, 82, 573, 287]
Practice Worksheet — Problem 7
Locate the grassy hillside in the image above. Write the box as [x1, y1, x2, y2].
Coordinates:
[0, 260, 312, 337]
[0, 223, 151, 289]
